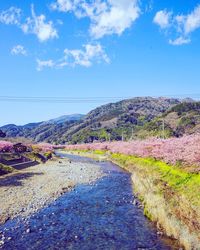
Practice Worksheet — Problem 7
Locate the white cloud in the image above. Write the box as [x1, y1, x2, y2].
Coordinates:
[11, 45, 27, 56]
[21, 5, 58, 42]
[169, 37, 191, 46]
[0, 7, 21, 25]
[0, 5, 58, 42]
[153, 10, 171, 29]
[154, 5, 200, 45]
[36, 59, 55, 71]
[62, 43, 110, 67]
[169, 36, 191, 45]
[90, 0, 140, 39]
[51, 0, 140, 39]
[184, 5, 200, 34]
[37, 43, 109, 70]
[51, 0, 73, 12]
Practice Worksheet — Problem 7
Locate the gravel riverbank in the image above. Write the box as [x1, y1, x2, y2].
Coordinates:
[0, 158, 105, 224]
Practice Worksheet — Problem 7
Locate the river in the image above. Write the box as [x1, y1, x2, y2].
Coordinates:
[0, 153, 179, 249]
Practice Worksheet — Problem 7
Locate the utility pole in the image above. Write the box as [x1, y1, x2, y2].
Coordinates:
[162, 119, 165, 139]
[121, 131, 124, 141]
[108, 133, 111, 142]
[129, 127, 134, 141]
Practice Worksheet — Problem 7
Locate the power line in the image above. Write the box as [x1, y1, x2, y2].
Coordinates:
[0, 94, 199, 103]
[0, 96, 130, 99]
[0, 96, 130, 103]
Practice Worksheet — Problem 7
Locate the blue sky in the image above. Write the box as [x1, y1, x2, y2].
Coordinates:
[0, 0, 200, 125]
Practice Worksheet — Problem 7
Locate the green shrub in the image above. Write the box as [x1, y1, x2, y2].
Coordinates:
[44, 151, 52, 160]
[0, 163, 14, 176]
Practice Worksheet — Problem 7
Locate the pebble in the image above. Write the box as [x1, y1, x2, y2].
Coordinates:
[0, 240, 4, 246]
[0, 158, 105, 230]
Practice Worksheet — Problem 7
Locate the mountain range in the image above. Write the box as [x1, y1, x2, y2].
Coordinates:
[1, 97, 200, 144]
[0, 114, 84, 143]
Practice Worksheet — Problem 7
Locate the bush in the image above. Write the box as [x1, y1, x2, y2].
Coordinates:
[44, 152, 52, 160]
[0, 163, 13, 176]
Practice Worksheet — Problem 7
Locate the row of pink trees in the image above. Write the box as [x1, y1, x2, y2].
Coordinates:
[1, 134, 200, 166]
[0, 141, 14, 152]
[65, 134, 200, 166]
[0, 141, 55, 153]
[31, 143, 54, 153]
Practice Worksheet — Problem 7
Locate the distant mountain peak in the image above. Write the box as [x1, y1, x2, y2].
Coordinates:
[43, 114, 85, 125]
[1, 97, 198, 144]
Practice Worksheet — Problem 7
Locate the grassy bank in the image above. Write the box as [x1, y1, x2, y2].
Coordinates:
[0, 163, 14, 176]
[65, 149, 200, 250]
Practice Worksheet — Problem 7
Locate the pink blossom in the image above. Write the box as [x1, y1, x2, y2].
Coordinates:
[0, 141, 13, 152]
[65, 134, 200, 166]
[33, 143, 54, 152]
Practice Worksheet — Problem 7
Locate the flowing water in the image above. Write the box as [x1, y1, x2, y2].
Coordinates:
[0, 153, 178, 250]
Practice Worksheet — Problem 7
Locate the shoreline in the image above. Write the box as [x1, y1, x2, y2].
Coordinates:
[0, 157, 104, 225]
[65, 150, 200, 250]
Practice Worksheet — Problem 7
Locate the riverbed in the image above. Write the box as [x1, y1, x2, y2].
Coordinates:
[0, 153, 179, 249]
